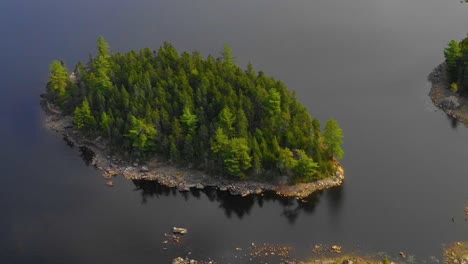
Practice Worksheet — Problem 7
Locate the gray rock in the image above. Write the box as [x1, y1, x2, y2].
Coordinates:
[140, 166, 149, 172]
[442, 96, 461, 110]
[195, 183, 205, 189]
[132, 162, 139, 167]
[178, 184, 190, 192]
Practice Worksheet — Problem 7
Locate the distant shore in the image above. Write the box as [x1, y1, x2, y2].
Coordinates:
[41, 99, 344, 199]
[429, 62, 468, 124]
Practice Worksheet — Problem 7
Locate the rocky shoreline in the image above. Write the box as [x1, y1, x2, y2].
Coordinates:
[42, 99, 344, 199]
[429, 63, 468, 124]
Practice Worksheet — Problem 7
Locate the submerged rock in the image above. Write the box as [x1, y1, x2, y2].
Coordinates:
[105, 180, 113, 187]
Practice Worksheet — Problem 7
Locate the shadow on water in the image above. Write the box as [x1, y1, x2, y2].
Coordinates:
[132, 180, 328, 223]
[62, 135, 75, 148]
[326, 185, 344, 213]
[446, 114, 459, 130]
[79, 146, 95, 166]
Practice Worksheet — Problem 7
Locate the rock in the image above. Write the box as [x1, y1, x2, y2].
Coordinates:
[331, 245, 342, 253]
[172, 257, 185, 264]
[442, 96, 461, 110]
[178, 184, 190, 192]
[219, 187, 228, 191]
[195, 183, 205, 189]
[105, 180, 113, 187]
[172, 227, 188, 235]
[399, 251, 406, 258]
[132, 162, 139, 167]
[342, 260, 353, 264]
[172, 257, 199, 264]
[140, 166, 149, 172]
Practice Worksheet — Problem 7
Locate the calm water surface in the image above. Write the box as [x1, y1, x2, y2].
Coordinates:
[1, 0, 468, 263]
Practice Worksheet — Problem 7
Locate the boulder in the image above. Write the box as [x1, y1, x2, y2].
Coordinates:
[172, 227, 188, 235]
[442, 96, 461, 110]
[178, 184, 190, 192]
[140, 166, 149, 172]
[195, 183, 205, 189]
[172, 257, 199, 264]
[132, 162, 139, 167]
[172, 257, 186, 264]
[331, 245, 342, 253]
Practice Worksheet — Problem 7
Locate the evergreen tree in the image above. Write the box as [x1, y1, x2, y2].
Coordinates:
[324, 119, 344, 159]
[48, 61, 69, 103]
[47, 39, 344, 183]
[181, 107, 198, 135]
[444, 40, 463, 82]
[73, 99, 95, 131]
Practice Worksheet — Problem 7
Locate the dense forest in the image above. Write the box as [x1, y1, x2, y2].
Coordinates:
[46, 38, 344, 183]
[444, 35, 468, 93]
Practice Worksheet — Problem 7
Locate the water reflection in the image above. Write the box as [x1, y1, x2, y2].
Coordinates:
[446, 114, 459, 130]
[79, 146, 95, 166]
[326, 185, 344, 213]
[132, 180, 331, 223]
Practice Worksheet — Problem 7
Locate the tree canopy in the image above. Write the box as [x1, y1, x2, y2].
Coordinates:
[46, 38, 344, 183]
[443, 36, 468, 90]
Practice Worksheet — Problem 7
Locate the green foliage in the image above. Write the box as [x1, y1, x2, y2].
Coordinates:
[223, 138, 252, 179]
[451, 83, 459, 93]
[100, 112, 111, 137]
[48, 60, 69, 104]
[443, 36, 468, 91]
[73, 99, 96, 131]
[444, 40, 463, 82]
[181, 107, 198, 134]
[50, 39, 344, 182]
[126, 116, 158, 152]
[218, 107, 236, 136]
[293, 150, 319, 182]
[277, 147, 297, 173]
[221, 44, 235, 68]
[265, 88, 281, 116]
[324, 119, 344, 160]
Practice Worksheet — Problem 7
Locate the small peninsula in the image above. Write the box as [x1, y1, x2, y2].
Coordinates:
[42, 37, 344, 198]
[429, 35, 468, 123]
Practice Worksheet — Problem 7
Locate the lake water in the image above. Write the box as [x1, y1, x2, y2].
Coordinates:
[1, 0, 468, 263]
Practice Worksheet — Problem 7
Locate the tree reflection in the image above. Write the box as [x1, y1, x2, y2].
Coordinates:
[446, 114, 458, 130]
[131, 180, 325, 222]
[79, 146, 95, 166]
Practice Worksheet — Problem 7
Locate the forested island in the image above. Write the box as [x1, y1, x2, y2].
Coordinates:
[429, 35, 468, 122]
[43, 38, 344, 197]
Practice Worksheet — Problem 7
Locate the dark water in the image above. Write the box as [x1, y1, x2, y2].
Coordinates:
[1, 0, 468, 263]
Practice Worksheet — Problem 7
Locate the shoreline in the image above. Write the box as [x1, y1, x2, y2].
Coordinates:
[429, 62, 468, 124]
[41, 99, 344, 199]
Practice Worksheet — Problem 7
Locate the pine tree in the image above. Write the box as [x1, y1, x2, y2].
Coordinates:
[48, 61, 69, 104]
[323, 119, 344, 159]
